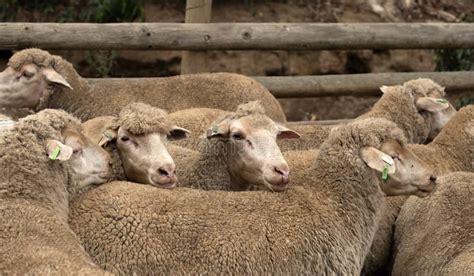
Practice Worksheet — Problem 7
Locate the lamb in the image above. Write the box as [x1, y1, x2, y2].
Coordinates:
[82, 102, 190, 188]
[0, 109, 112, 274]
[0, 48, 286, 122]
[391, 172, 474, 275]
[88, 101, 300, 191]
[69, 118, 437, 274]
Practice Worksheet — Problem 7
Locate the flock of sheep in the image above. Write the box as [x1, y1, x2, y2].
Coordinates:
[0, 48, 472, 275]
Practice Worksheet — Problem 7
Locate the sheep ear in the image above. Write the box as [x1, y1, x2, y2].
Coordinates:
[46, 139, 73, 161]
[168, 126, 191, 141]
[416, 97, 450, 112]
[277, 125, 301, 139]
[360, 147, 396, 174]
[42, 68, 73, 90]
[98, 128, 117, 147]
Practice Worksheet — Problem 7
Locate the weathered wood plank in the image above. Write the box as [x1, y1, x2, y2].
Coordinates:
[181, 0, 213, 74]
[88, 71, 474, 98]
[1, 23, 474, 50]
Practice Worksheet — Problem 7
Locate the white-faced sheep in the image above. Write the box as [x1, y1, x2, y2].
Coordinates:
[87, 101, 300, 192]
[69, 118, 437, 274]
[0, 109, 112, 274]
[358, 78, 457, 144]
[392, 172, 474, 275]
[355, 78, 457, 275]
[407, 104, 473, 174]
[82, 102, 190, 189]
[0, 48, 286, 122]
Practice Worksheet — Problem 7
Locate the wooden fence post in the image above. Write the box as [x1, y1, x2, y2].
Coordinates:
[181, 0, 212, 74]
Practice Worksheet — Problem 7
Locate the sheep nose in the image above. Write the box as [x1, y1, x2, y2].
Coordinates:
[274, 165, 290, 185]
[158, 164, 176, 178]
[430, 175, 437, 182]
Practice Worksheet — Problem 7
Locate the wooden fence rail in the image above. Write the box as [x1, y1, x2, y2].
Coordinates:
[1, 23, 474, 50]
[88, 71, 474, 98]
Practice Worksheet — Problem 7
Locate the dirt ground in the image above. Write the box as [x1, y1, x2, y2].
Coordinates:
[3, 0, 473, 120]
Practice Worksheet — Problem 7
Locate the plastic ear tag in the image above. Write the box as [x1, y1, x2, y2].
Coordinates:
[382, 165, 389, 181]
[49, 146, 61, 161]
[436, 99, 448, 104]
[381, 155, 394, 166]
[211, 125, 219, 134]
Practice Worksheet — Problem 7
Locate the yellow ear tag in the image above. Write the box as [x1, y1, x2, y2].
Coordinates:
[49, 146, 61, 161]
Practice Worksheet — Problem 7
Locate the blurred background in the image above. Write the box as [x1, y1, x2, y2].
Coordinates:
[1, 0, 473, 120]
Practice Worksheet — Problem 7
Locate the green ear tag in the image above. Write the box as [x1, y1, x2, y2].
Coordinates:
[436, 99, 448, 104]
[382, 165, 389, 181]
[211, 125, 219, 134]
[50, 146, 61, 161]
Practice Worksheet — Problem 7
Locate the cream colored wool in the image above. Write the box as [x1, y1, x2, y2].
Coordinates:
[0, 110, 109, 274]
[69, 118, 406, 274]
[8, 48, 286, 122]
[392, 172, 474, 275]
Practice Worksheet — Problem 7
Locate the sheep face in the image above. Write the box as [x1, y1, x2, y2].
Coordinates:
[416, 98, 456, 141]
[381, 79, 456, 142]
[0, 63, 71, 110]
[114, 127, 180, 189]
[361, 138, 437, 198]
[46, 125, 112, 192]
[207, 114, 300, 191]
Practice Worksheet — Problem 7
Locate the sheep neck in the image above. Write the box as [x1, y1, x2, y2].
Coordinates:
[45, 58, 92, 120]
[360, 91, 429, 144]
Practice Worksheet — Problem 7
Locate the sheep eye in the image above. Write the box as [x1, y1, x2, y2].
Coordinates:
[22, 71, 34, 79]
[73, 148, 82, 155]
[231, 133, 244, 140]
[120, 136, 130, 142]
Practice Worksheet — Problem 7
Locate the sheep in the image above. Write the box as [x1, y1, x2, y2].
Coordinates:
[357, 78, 457, 144]
[82, 102, 190, 189]
[0, 109, 112, 274]
[407, 104, 474, 174]
[87, 101, 300, 192]
[0, 48, 286, 122]
[355, 78, 457, 275]
[69, 118, 437, 274]
[170, 79, 455, 154]
[391, 172, 474, 275]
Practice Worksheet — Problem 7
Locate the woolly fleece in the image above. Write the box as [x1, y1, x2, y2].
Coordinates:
[408, 104, 474, 174]
[9, 48, 286, 122]
[357, 78, 445, 144]
[392, 172, 474, 275]
[0, 109, 108, 274]
[69, 118, 406, 274]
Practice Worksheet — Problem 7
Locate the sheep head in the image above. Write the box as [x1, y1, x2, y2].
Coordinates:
[0, 49, 72, 111]
[360, 138, 437, 198]
[380, 78, 456, 141]
[206, 101, 300, 192]
[98, 103, 190, 189]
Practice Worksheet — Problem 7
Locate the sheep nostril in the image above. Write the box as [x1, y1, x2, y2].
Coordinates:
[430, 175, 437, 182]
[158, 168, 169, 177]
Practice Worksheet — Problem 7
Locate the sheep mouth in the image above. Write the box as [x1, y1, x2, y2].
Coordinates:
[262, 179, 289, 192]
[415, 185, 435, 198]
[148, 176, 177, 189]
